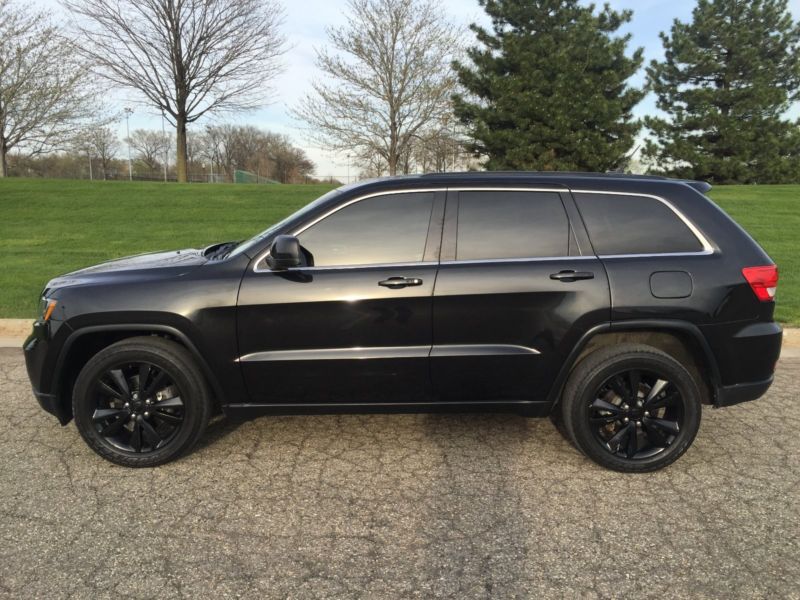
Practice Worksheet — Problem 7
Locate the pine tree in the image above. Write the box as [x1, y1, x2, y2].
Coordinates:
[452, 0, 644, 172]
[644, 0, 800, 184]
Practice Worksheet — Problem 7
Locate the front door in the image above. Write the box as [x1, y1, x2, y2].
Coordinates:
[237, 190, 445, 404]
[431, 188, 610, 403]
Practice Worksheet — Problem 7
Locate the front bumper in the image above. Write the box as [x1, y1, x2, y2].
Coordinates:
[24, 320, 71, 425]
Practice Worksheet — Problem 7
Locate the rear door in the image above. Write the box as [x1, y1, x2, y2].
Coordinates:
[430, 187, 610, 404]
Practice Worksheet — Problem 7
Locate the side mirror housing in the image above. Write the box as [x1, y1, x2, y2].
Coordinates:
[266, 235, 302, 270]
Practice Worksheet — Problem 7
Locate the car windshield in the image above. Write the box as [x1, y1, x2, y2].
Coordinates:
[226, 186, 346, 258]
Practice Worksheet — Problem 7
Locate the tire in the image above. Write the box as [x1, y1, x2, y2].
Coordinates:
[561, 343, 702, 473]
[72, 336, 212, 467]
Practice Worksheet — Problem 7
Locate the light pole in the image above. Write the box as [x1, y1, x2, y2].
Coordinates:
[346, 153, 351, 184]
[161, 110, 168, 182]
[124, 107, 133, 181]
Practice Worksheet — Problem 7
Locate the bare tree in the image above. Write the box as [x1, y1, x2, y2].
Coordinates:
[126, 129, 170, 171]
[87, 126, 119, 179]
[0, 0, 97, 176]
[294, 0, 461, 176]
[199, 123, 314, 182]
[64, 0, 286, 182]
[73, 125, 119, 179]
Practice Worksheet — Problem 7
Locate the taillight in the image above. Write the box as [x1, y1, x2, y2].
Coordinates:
[742, 265, 778, 302]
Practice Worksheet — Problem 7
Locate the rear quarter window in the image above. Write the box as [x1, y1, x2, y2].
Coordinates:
[573, 192, 705, 256]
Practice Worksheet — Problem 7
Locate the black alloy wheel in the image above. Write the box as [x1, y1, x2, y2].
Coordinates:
[91, 362, 185, 453]
[588, 368, 684, 460]
[73, 337, 212, 467]
[561, 344, 702, 472]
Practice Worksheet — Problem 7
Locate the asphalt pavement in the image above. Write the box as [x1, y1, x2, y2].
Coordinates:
[0, 347, 798, 599]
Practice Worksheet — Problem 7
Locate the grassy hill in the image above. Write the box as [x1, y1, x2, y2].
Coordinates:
[1, 178, 798, 324]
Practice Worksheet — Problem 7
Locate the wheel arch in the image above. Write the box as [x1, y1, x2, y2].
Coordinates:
[547, 320, 721, 410]
[54, 324, 225, 424]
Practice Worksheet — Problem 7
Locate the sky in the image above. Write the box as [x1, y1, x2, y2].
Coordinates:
[38, 0, 800, 178]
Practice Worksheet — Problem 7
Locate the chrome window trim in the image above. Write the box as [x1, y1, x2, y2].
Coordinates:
[570, 189, 715, 257]
[251, 185, 715, 273]
[237, 343, 541, 362]
[438, 255, 596, 266]
[253, 188, 442, 272]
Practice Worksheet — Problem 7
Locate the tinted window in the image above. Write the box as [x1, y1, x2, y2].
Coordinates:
[298, 192, 434, 266]
[574, 193, 704, 255]
[456, 191, 569, 260]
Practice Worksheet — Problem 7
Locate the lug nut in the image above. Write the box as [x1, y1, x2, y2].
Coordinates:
[621, 404, 629, 410]
[623, 417, 629, 423]
[144, 412, 150, 418]
[637, 400, 643, 407]
[644, 411, 650, 417]
[124, 402, 130, 408]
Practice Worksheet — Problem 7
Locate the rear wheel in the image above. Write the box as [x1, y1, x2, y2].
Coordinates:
[73, 337, 212, 467]
[561, 344, 701, 472]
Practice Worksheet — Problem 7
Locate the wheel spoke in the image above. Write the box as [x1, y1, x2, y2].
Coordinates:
[108, 369, 131, 398]
[606, 423, 633, 454]
[608, 376, 628, 400]
[98, 380, 124, 400]
[142, 369, 169, 399]
[590, 398, 622, 423]
[645, 379, 669, 404]
[646, 390, 680, 411]
[152, 396, 183, 410]
[139, 419, 163, 448]
[138, 363, 152, 393]
[626, 424, 639, 458]
[643, 416, 680, 435]
[129, 422, 143, 452]
[99, 414, 129, 437]
[591, 398, 622, 414]
[627, 370, 641, 402]
[642, 420, 669, 448]
[92, 408, 127, 422]
[153, 410, 182, 425]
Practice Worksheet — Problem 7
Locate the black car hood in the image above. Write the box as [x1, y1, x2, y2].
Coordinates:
[44, 248, 207, 292]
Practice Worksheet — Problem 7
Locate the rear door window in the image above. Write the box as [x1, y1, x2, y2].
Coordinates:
[455, 191, 569, 260]
[573, 192, 705, 256]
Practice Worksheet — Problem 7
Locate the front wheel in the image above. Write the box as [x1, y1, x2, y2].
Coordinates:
[561, 344, 702, 472]
[73, 336, 212, 467]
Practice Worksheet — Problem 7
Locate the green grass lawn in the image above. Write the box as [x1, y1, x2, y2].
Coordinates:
[707, 185, 799, 325]
[1, 178, 798, 324]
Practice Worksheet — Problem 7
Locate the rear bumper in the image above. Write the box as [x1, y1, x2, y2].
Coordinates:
[716, 376, 774, 407]
[701, 320, 781, 407]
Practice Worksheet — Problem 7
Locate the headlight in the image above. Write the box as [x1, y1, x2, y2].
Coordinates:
[39, 297, 57, 322]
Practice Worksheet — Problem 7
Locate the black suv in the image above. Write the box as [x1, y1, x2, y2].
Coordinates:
[24, 173, 782, 471]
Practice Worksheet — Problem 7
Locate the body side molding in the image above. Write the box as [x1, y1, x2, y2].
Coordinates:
[237, 343, 541, 362]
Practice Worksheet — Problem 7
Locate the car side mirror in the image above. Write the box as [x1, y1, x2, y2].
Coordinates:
[267, 235, 302, 270]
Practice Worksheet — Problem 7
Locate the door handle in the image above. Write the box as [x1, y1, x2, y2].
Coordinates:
[550, 270, 594, 282]
[378, 277, 423, 289]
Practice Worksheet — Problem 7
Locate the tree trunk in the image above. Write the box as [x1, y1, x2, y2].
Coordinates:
[176, 113, 188, 183]
[0, 140, 7, 177]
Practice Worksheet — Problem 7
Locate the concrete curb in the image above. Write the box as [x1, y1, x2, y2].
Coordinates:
[1, 318, 798, 351]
